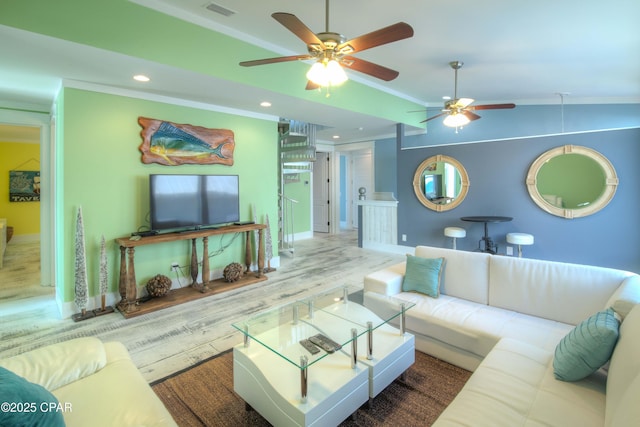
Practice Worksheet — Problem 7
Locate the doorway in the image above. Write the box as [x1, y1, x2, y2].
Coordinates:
[0, 114, 53, 304]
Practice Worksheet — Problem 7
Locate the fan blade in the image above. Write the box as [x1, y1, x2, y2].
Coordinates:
[342, 56, 399, 81]
[462, 110, 481, 121]
[305, 80, 321, 91]
[337, 22, 414, 54]
[455, 98, 474, 108]
[467, 103, 516, 111]
[272, 13, 323, 47]
[240, 54, 313, 67]
[421, 112, 449, 123]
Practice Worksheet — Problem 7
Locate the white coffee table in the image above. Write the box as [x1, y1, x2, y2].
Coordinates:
[232, 286, 415, 426]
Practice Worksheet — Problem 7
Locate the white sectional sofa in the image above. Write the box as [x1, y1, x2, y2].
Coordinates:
[0, 337, 177, 427]
[364, 246, 640, 427]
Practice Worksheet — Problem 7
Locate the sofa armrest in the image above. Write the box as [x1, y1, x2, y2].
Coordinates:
[0, 337, 107, 391]
[364, 261, 406, 296]
[606, 275, 640, 320]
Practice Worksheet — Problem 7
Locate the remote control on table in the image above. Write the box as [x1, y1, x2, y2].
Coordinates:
[299, 339, 321, 355]
[309, 334, 342, 353]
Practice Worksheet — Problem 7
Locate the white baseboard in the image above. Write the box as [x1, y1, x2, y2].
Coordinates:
[56, 256, 283, 319]
[362, 241, 414, 255]
[8, 234, 40, 244]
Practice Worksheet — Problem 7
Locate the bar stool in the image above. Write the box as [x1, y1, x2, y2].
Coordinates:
[506, 233, 534, 258]
[444, 227, 466, 250]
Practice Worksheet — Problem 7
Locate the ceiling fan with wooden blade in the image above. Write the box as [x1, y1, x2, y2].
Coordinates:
[239, 0, 414, 89]
[422, 61, 516, 126]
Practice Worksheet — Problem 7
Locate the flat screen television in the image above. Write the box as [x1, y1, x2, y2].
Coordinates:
[149, 174, 239, 231]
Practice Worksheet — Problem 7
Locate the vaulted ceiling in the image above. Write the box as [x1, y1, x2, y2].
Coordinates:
[0, 0, 638, 143]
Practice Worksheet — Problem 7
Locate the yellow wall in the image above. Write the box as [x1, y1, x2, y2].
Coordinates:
[0, 141, 40, 236]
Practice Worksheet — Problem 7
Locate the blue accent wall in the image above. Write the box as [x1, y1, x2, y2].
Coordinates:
[375, 103, 640, 273]
[403, 104, 640, 148]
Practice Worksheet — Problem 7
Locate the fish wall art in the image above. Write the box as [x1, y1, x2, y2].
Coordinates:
[138, 117, 235, 166]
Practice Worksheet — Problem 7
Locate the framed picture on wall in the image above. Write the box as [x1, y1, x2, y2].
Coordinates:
[9, 170, 40, 202]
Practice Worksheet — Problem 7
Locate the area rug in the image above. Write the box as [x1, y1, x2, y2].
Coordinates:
[151, 350, 471, 426]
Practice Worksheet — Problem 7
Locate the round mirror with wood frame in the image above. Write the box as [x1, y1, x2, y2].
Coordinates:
[413, 155, 470, 212]
[526, 145, 618, 219]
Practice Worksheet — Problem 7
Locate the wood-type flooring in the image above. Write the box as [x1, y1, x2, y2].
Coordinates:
[0, 232, 405, 382]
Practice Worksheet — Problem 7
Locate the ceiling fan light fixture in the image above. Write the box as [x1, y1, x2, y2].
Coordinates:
[443, 112, 470, 128]
[306, 59, 348, 87]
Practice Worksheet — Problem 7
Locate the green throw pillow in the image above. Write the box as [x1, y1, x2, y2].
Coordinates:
[553, 308, 620, 382]
[0, 367, 66, 426]
[402, 255, 444, 298]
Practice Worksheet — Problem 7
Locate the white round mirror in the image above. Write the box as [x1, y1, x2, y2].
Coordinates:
[413, 155, 470, 212]
[526, 145, 618, 218]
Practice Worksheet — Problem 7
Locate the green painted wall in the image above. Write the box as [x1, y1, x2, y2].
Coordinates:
[58, 88, 278, 303]
[282, 173, 312, 234]
[0, 0, 425, 128]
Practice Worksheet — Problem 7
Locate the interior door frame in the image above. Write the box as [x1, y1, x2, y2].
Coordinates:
[0, 107, 54, 292]
[317, 141, 374, 234]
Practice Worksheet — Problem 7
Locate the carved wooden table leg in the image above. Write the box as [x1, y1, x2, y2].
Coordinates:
[118, 246, 127, 305]
[201, 236, 210, 291]
[245, 231, 252, 273]
[125, 247, 138, 313]
[191, 238, 198, 286]
[257, 229, 264, 277]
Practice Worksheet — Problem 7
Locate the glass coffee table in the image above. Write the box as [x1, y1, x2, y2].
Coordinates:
[232, 286, 415, 427]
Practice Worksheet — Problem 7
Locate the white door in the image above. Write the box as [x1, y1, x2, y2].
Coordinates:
[350, 149, 374, 229]
[313, 152, 330, 232]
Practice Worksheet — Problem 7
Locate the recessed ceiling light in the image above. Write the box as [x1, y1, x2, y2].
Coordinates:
[442, 95, 451, 100]
[260, 101, 272, 107]
[332, 135, 340, 139]
[133, 74, 150, 82]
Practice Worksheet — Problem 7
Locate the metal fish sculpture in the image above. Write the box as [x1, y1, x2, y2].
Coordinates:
[138, 117, 235, 166]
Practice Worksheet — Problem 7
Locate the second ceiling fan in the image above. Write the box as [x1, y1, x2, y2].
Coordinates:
[424, 61, 516, 127]
[239, 0, 414, 90]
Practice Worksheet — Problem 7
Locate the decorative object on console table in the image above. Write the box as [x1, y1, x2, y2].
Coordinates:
[72, 207, 95, 322]
[146, 274, 172, 297]
[223, 262, 244, 282]
[138, 117, 235, 166]
[251, 204, 258, 268]
[94, 235, 114, 316]
[264, 214, 275, 272]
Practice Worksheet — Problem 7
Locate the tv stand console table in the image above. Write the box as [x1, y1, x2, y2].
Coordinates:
[115, 223, 266, 318]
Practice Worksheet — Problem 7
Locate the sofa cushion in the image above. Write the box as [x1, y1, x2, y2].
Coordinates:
[553, 308, 619, 381]
[366, 291, 573, 360]
[433, 338, 606, 427]
[52, 342, 178, 427]
[402, 255, 443, 298]
[0, 337, 107, 391]
[605, 304, 640, 426]
[605, 275, 640, 320]
[364, 261, 406, 296]
[0, 367, 65, 427]
[415, 246, 490, 304]
[489, 255, 629, 325]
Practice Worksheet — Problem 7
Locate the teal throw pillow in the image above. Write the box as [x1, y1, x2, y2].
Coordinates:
[553, 308, 620, 382]
[0, 367, 66, 426]
[402, 255, 444, 298]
